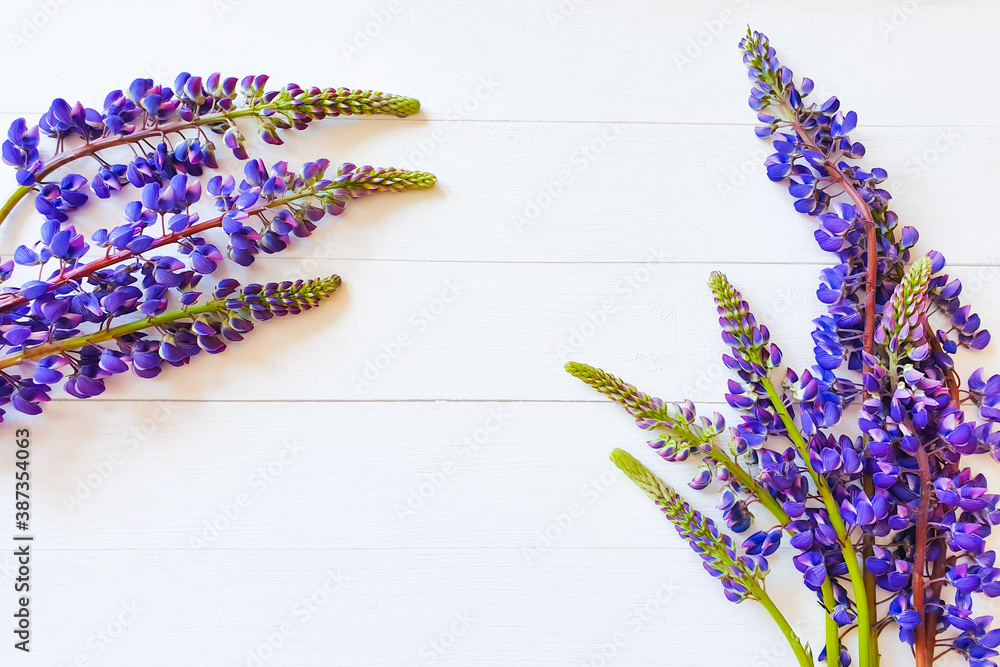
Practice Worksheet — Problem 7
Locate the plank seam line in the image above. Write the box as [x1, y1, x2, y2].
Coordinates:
[43, 398, 731, 405]
[0, 113, 991, 130]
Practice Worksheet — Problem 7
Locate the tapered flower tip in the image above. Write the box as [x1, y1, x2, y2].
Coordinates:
[881, 255, 932, 337]
[333, 166, 437, 195]
[610, 448, 658, 495]
[565, 361, 596, 378]
[281, 274, 343, 302]
[708, 271, 737, 303]
[383, 95, 420, 117]
[312, 274, 342, 297]
[610, 448, 682, 509]
[610, 448, 647, 486]
[405, 170, 436, 189]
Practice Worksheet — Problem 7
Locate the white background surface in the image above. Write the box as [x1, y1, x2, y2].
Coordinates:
[0, 1, 997, 665]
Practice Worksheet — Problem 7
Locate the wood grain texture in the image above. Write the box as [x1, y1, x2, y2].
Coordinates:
[0, 1, 993, 665]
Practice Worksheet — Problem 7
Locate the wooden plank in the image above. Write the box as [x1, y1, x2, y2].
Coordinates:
[0, 1, 997, 127]
[12, 548, 841, 666]
[0, 258, 985, 404]
[0, 117, 995, 266]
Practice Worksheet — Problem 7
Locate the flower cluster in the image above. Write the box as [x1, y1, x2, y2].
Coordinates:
[0, 275, 343, 408]
[610, 449, 772, 603]
[0, 74, 434, 423]
[1, 73, 421, 230]
[610, 448, 813, 665]
[568, 29, 1000, 667]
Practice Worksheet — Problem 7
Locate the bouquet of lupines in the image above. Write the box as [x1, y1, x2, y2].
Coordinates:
[568, 29, 1000, 667]
[0, 73, 435, 420]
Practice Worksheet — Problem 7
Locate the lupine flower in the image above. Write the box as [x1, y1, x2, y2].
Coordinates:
[0, 158, 432, 418]
[0, 276, 341, 415]
[610, 449, 814, 666]
[0, 74, 422, 234]
[567, 28, 1000, 667]
[610, 449, 770, 603]
[0, 73, 435, 429]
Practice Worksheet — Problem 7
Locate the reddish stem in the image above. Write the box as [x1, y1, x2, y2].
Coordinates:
[0, 190, 299, 312]
[36, 109, 254, 183]
[0, 109, 258, 230]
[920, 326, 960, 664]
[913, 443, 932, 667]
[790, 114, 883, 661]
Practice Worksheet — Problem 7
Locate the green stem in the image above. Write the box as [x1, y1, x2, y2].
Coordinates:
[0, 107, 260, 230]
[0, 184, 32, 225]
[749, 580, 814, 667]
[762, 377, 872, 667]
[0, 87, 420, 231]
[822, 581, 841, 666]
[702, 444, 839, 665]
[0, 169, 434, 314]
[0, 301, 223, 369]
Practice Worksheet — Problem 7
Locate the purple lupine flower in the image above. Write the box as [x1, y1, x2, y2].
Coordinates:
[0, 74, 423, 248]
[0, 275, 343, 420]
[610, 449, 774, 604]
[0, 78, 434, 428]
[568, 28, 1000, 667]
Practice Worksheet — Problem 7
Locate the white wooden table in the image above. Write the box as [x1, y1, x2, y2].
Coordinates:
[0, 1, 997, 664]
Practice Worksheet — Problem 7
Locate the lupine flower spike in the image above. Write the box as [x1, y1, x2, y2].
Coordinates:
[610, 449, 813, 667]
[568, 29, 1000, 667]
[0, 74, 435, 422]
[1, 76, 420, 229]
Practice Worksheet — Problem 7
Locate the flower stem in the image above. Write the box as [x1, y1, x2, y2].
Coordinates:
[784, 103, 882, 667]
[0, 169, 435, 313]
[748, 580, 815, 667]
[0, 89, 421, 230]
[822, 583, 840, 666]
[0, 108, 259, 231]
[0, 274, 341, 370]
[0, 302, 220, 369]
[913, 444, 931, 667]
[762, 377, 872, 667]
[0, 184, 32, 226]
[702, 444, 840, 664]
